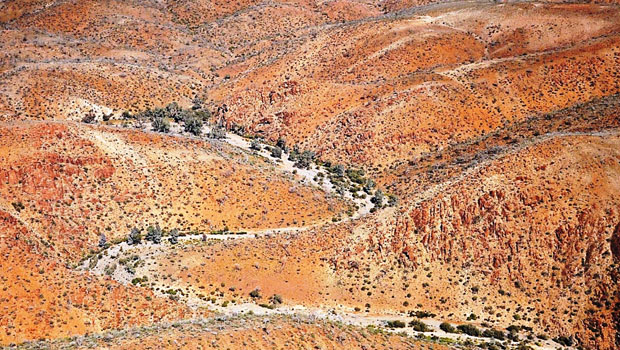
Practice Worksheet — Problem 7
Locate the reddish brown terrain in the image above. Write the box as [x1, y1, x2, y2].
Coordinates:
[1, 0, 620, 349]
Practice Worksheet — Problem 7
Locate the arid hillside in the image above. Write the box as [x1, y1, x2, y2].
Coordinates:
[209, 2, 620, 168]
[0, 121, 346, 261]
[142, 125, 620, 349]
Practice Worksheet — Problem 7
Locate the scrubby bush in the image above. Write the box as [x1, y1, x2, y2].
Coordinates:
[386, 320, 406, 328]
[270, 146, 282, 159]
[332, 164, 345, 177]
[440, 322, 456, 333]
[152, 117, 170, 133]
[295, 150, 315, 169]
[276, 138, 288, 152]
[409, 310, 436, 318]
[371, 189, 384, 207]
[249, 289, 261, 299]
[457, 324, 482, 337]
[553, 336, 574, 347]
[127, 227, 142, 245]
[98, 233, 107, 248]
[483, 328, 505, 340]
[250, 138, 261, 151]
[208, 125, 226, 139]
[409, 319, 431, 332]
[184, 115, 203, 136]
[168, 228, 179, 245]
[145, 224, 162, 244]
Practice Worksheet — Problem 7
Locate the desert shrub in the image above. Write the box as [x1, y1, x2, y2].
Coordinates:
[127, 227, 142, 245]
[168, 228, 179, 245]
[164, 102, 182, 119]
[409, 310, 436, 318]
[553, 336, 574, 347]
[483, 329, 505, 340]
[295, 150, 315, 169]
[276, 138, 288, 152]
[81, 113, 96, 124]
[98, 233, 107, 248]
[346, 168, 365, 184]
[331, 164, 345, 177]
[208, 125, 226, 139]
[457, 324, 482, 337]
[386, 320, 406, 328]
[363, 179, 376, 194]
[270, 294, 283, 305]
[371, 189, 384, 207]
[250, 138, 261, 151]
[440, 322, 456, 333]
[145, 224, 162, 244]
[152, 117, 170, 133]
[184, 115, 203, 136]
[249, 289, 261, 299]
[11, 201, 25, 212]
[409, 319, 431, 332]
[270, 146, 282, 159]
[193, 109, 211, 121]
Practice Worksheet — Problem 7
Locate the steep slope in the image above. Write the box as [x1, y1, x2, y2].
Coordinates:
[209, 2, 620, 168]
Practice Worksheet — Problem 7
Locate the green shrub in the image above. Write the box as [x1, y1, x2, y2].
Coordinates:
[440, 322, 456, 333]
[409, 319, 431, 332]
[270, 146, 282, 159]
[457, 324, 482, 337]
[386, 320, 406, 328]
[249, 289, 261, 299]
[482, 328, 505, 340]
[184, 115, 203, 136]
[152, 117, 170, 133]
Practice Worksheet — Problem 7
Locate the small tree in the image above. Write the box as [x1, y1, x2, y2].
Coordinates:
[98, 233, 107, 248]
[440, 322, 456, 333]
[295, 150, 315, 169]
[184, 115, 203, 136]
[81, 113, 96, 124]
[250, 139, 261, 151]
[371, 189, 384, 208]
[249, 288, 261, 299]
[270, 146, 282, 159]
[363, 179, 376, 194]
[332, 164, 345, 177]
[276, 138, 288, 152]
[165, 102, 182, 120]
[127, 227, 142, 245]
[208, 125, 226, 139]
[145, 224, 162, 244]
[152, 117, 170, 133]
[168, 228, 179, 245]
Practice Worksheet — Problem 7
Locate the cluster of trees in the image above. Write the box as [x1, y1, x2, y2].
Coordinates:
[289, 146, 316, 169]
[125, 225, 180, 246]
[122, 101, 212, 137]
